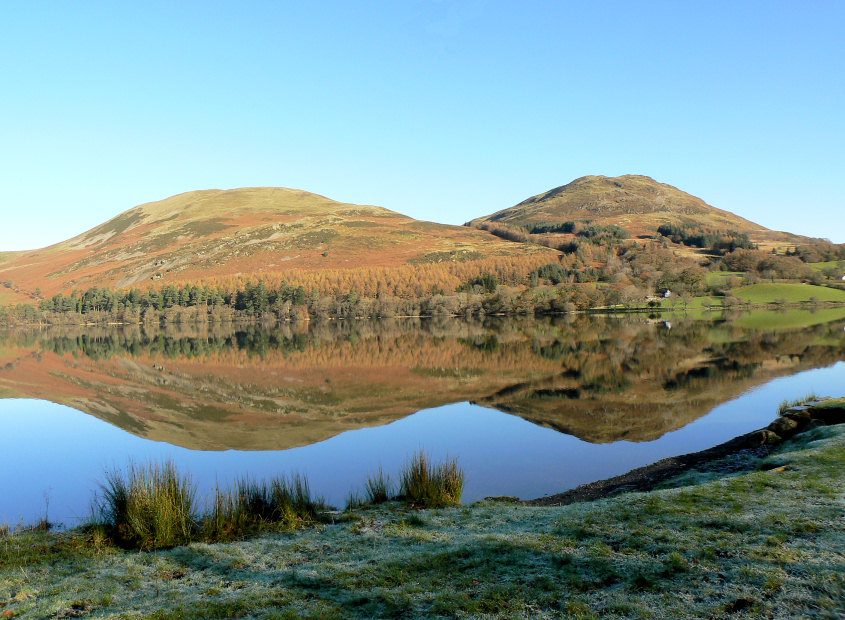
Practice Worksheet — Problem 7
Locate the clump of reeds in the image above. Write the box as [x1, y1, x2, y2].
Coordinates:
[90, 453, 465, 548]
[346, 467, 394, 509]
[94, 462, 325, 548]
[364, 467, 393, 504]
[30, 518, 54, 532]
[399, 451, 464, 508]
[204, 474, 322, 541]
[778, 393, 820, 414]
[96, 460, 197, 549]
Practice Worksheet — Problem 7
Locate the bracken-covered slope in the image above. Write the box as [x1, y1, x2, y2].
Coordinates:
[0, 187, 552, 297]
[468, 174, 803, 244]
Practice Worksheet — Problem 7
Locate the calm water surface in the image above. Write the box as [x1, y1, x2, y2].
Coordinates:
[1, 314, 843, 526]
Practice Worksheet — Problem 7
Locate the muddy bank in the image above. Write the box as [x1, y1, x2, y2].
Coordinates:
[527, 398, 845, 506]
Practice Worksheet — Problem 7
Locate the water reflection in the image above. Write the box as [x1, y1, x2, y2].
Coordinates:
[1, 312, 844, 524]
[2, 314, 844, 449]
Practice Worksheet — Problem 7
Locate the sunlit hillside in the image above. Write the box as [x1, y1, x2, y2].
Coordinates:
[0, 187, 555, 297]
[469, 174, 812, 251]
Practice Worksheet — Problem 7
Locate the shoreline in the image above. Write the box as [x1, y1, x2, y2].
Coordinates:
[527, 398, 845, 506]
[4, 399, 842, 533]
[2, 299, 845, 328]
[1, 398, 843, 618]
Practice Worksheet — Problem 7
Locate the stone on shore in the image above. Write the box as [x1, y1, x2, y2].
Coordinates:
[746, 429, 782, 446]
[768, 416, 801, 438]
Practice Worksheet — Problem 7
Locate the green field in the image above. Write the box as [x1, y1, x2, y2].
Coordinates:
[705, 271, 744, 286]
[808, 260, 845, 272]
[658, 295, 724, 311]
[732, 282, 845, 304]
[685, 295, 724, 309]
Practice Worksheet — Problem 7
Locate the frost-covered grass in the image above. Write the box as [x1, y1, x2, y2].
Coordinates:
[1, 425, 843, 618]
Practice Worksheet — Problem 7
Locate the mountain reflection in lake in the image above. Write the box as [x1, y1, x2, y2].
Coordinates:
[1, 312, 844, 525]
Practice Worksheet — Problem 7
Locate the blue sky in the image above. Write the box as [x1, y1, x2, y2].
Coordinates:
[2, 1, 843, 250]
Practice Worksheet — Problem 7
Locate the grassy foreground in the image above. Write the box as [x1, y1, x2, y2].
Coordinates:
[1, 424, 844, 617]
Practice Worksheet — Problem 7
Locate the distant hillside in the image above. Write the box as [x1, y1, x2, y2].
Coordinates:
[0, 187, 553, 297]
[468, 174, 806, 247]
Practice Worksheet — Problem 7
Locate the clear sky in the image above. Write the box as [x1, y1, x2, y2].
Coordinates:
[2, 1, 843, 251]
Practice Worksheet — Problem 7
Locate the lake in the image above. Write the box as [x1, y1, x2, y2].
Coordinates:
[1, 311, 844, 527]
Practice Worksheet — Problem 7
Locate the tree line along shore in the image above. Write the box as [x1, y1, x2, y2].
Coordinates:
[2, 244, 845, 326]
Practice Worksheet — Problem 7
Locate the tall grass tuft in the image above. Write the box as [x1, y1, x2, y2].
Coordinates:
[399, 451, 464, 508]
[346, 467, 394, 509]
[364, 467, 393, 504]
[204, 474, 321, 541]
[97, 460, 197, 549]
[345, 491, 365, 510]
